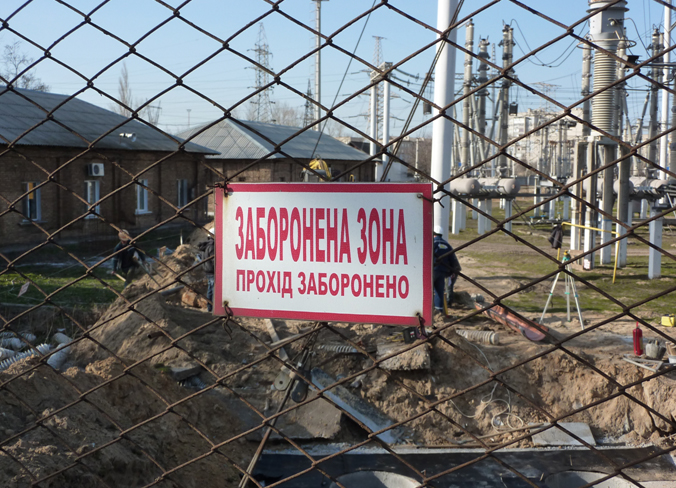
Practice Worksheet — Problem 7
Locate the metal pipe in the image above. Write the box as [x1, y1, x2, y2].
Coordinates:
[430, 0, 459, 234]
[314, 0, 323, 128]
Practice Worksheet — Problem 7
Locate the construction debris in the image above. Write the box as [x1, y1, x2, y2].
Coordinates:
[376, 342, 431, 371]
[311, 368, 403, 444]
[273, 393, 343, 440]
[456, 329, 500, 345]
[473, 297, 549, 342]
[531, 422, 596, 447]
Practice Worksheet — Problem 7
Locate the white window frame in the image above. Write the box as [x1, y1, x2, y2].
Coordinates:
[84, 180, 100, 219]
[22, 182, 42, 221]
[177, 179, 189, 208]
[135, 179, 151, 215]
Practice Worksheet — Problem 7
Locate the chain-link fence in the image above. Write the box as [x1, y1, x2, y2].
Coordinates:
[1, 0, 676, 487]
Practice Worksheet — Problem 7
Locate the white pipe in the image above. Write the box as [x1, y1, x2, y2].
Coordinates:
[52, 333, 72, 345]
[47, 343, 70, 370]
[431, 0, 459, 234]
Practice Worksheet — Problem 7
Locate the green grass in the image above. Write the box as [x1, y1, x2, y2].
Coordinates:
[0, 225, 190, 309]
[0, 265, 125, 309]
[466, 244, 676, 318]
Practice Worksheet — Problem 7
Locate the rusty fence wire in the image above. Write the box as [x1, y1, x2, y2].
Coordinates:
[1, 0, 676, 487]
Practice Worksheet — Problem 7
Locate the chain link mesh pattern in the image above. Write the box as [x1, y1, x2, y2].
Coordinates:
[1, 1, 676, 487]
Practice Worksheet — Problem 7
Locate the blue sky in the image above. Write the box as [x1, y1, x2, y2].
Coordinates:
[0, 0, 671, 138]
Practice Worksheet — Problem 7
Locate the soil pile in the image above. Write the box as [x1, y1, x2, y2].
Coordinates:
[1, 243, 675, 486]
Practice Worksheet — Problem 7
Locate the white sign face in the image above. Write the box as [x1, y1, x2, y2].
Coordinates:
[214, 183, 433, 326]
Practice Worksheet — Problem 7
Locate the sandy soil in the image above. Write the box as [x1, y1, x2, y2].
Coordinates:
[1, 242, 675, 487]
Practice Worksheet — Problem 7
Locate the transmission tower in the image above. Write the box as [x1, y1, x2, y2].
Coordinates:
[370, 36, 386, 140]
[249, 23, 274, 122]
[303, 80, 315, 128]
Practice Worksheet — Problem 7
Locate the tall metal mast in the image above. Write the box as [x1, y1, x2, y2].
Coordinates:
[249, 23, 274, 122]
[313, 0, 328, 129]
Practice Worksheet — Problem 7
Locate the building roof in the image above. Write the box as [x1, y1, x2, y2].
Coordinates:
[176, 119, 369, 161]
[0, 87, 216, 154]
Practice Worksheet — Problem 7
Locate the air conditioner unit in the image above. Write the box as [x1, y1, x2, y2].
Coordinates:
[87, 163, 105, 177]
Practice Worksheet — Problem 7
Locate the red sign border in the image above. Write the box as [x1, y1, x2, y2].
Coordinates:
[214, 182, 433, 326]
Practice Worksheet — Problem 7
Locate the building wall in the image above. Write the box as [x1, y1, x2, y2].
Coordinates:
[202, 158, 375, 216]
[0, 146, 210, 247]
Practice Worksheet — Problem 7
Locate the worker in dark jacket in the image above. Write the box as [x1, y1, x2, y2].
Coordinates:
[197, 231, 215, 312]
[433, 225, 461, 313]
[111, 230, 146, 287]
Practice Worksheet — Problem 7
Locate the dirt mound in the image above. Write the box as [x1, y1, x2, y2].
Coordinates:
[0, 358, 252, 487]
[3, 243, 675, 486]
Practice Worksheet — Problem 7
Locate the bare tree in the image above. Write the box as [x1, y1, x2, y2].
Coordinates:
[114, 63, 135, 117]
[111, 63, 161, 126]
[1, 41, 49, 91]
[270, 101, 302, 127]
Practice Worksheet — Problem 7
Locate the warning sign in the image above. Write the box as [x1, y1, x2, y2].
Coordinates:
[214, 183, 433, 326]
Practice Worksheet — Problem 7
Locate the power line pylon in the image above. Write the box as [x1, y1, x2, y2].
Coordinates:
[249, 23, 274, 123]
[303, 80, 314, 128]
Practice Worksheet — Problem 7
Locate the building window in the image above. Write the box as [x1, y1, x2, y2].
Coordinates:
[238, 177, 246, 182]
[22, 182, 41, 221]
[136, 179, 150, 214]
[177, 179, 189, 208]
[84, 180, 100, 219]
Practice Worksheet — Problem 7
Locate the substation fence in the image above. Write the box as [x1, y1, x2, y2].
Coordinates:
[0, 1, 675, 487]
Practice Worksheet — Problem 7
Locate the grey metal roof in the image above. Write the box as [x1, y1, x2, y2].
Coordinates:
[176, 119, 369, 161]
[0, 87, 217, 154]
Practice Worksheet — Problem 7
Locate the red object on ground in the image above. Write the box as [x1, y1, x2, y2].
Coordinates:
[473, 301, 549, 342]
[633, 323, 644, 356]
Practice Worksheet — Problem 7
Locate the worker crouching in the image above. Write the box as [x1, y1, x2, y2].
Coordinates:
[433, 225, 461, 314]
[111, 230, 147, 288]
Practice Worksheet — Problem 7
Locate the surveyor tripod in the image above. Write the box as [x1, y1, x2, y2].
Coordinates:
[539, 250, 584, 330]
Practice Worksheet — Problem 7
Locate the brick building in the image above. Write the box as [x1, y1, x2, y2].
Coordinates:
[0, 87, 216, 247]
[177, 119, 372, 185]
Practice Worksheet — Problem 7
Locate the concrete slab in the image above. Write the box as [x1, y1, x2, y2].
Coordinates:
[311, 368, 403, 444]
[273, 394, 342, 440]
[376, 342, 431, 371]
[531, 422, 596, 447]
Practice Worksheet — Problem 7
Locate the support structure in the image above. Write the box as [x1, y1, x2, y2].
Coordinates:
[430, 0, 459, 234]
[497, 25, 513, 177]
[660, 0, 672, 179]
[649, 206, 663, 279]
[249, 23, 274, 123]
[586, 0, 626, 269]
[616, 36, 630, 267]
[313, 0, 329, 129]
[460, 20, 474, 175]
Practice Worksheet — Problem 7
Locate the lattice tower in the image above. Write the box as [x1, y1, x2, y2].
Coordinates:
[303, 80, 314, 128]
[249, 23, 274, 123]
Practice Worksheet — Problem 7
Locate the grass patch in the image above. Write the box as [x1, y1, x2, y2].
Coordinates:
[0, 265, 125, 309]
[467, 245, 676, 318]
